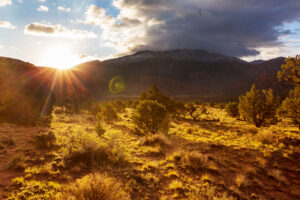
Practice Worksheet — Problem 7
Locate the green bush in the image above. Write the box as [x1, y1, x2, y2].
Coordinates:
[225, 102, 239, 117]
[279, 87, 300, 129]
[238, 85, 279, 127]
[59, 173, 130, 200]
[139, 85, 177, 114]
[277, 55, 300, 87]
[133, 100, 168, 134]
[99, 104, 118, 124]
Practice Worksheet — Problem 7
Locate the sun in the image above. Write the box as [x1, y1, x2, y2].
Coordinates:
[39, 46, 81, 70]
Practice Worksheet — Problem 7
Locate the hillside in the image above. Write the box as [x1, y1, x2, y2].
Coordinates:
[73, 50, 288, 100]
[0, 57, 54, 124]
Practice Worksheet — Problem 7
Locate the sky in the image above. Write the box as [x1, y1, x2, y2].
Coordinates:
[0, 0, 300, 69]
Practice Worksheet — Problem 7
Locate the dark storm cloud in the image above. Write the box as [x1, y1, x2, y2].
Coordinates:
[113, 0, 300, 57]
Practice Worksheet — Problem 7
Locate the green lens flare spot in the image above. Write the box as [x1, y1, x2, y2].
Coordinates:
[109, 76, 125, 94]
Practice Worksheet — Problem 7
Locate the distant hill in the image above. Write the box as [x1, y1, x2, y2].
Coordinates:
[72, 49, 289, 100]
[0, 57, 55, 124]
[250, 60, 265, 65]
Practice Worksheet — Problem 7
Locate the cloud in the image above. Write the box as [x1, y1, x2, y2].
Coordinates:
[38, 0, 46, 2]
[58, 6, 71, 12]
[83, 0, 300, 57]
[83, 5, 143, 52]
[0, 45, 4, 48]
[0, 0, 11, 6]
[24, 22, 97, 39]
[0, 21, 16, 29]
[37, 5, 48, 12]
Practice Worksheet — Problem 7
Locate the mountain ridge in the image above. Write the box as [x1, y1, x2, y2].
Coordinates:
[0, 49, 289, 101]
[72, 49, 288, 99]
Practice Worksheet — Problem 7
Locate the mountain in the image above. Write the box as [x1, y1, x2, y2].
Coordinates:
[72, 49, 288, 100]
[0, 49, 289, 104]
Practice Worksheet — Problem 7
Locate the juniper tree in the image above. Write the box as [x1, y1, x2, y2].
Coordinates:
[133, 100, 168, 134]
[238, 85, 279, 127]
[279, 87, 300, 129]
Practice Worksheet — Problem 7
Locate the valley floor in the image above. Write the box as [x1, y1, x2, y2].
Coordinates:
[0, 107, 299, 199]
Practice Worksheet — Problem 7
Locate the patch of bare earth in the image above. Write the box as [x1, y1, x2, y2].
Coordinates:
[0, 123, 48, 195]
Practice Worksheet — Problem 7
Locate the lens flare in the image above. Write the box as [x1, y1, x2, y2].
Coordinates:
[109, 76, 125, 94]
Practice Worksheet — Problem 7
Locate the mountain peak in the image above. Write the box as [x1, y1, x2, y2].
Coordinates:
[107, 49, 247, 64]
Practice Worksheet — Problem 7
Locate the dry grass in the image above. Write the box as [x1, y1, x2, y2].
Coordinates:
[236, 173, 246, 187]
[255, 130, 275, 144]
[142, 133, 169, 147]
[59, 173, 130, 200]
[1, 106, 300, 200]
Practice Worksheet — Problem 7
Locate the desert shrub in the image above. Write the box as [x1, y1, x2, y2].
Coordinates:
[225, 102, 239, 117]
[173, 101, 186, 118]
[7, 153, 26, 170]
[99, 104, 118, 124]
[89, 101, 102, 115]
[158, 114, 170, 134]
[4, 177, 61, 200]
[185, 103, 207, 121]
[106, 131, 128, 165]
[186, 128, 193, 134]
[95, 122, 105, 136]
[58, 130, 109, 168]
[34, 131, 56, 149]
[95, 114, 105, 136]
[53, 107, 64, 115]
[58, 129, 126, 168]
[279, 87, 300, 129]
[186, 184, 237, 200]
[132, 100, 168, 134]
[139, 85, 177, 114]
[142, 134, 168, 147]
[59, 173, 130, 200]
[112, 100, 126, 113]
[172, 151, 208, 173]
[238, 85, 279, 127]
[255, 130, 275, 144]
[169, 180, 185, 195]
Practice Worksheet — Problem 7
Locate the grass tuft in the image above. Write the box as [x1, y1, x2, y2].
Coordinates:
[59, 173, 130, 200]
